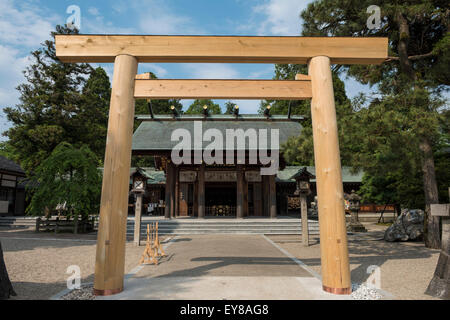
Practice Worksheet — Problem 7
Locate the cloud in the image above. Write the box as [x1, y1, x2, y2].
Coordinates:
[143, 64, 169, 78]
[130, 0, 204, 35]
[0, 45, 31, 138]
[251, 0, 311, 36]
[82, 8, 136, 34]
[247, 66, 275, 79]
[182, 64, 240, 79]
[88, 7, 100, 16]
[0, 0, 60, 138]
[83, 0, 202, 36]
[0, 0, 60, 47]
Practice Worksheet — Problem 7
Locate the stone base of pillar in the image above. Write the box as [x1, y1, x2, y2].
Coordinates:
[347, 211, 367, 232]
[347, 222, 367, 232]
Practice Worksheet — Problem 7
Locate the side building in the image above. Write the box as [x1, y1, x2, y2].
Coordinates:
[0, 156, 27, 216]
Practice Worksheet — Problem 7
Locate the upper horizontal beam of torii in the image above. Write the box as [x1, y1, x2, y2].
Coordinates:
[55, 35, 388, 64]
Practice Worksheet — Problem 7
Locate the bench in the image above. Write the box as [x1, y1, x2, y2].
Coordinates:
[36, 216, 96, 234]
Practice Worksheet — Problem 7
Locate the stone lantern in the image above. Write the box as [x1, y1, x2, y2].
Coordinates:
[346, 190, 366, 232]
[292, 167, 315, 246]
[293, 167, 314, 196]
[131, 168, 147, 246]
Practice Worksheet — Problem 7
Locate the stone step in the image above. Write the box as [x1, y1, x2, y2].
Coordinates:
[126, 224, 319, 230]
[0, 218, 37, 227]
[126, 220, 320, 235]
[155, 231, 314, 235]
[127, 226, 319, 233]
[127, 223, 317, 228]
[0, 217, 319, 235]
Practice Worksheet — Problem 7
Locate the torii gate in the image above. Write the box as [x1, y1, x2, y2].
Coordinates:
[55, 35, 388, 296]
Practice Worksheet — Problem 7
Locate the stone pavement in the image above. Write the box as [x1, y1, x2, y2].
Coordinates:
[97, 234, 350, 300]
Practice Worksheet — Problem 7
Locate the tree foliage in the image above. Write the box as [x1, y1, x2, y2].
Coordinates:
[77, 67, 111, 160]
[299, 0, 449, 247]
[2, 25, 111, 173]
[27, 142, 102, 219]
[224, 101, 237, 114]
[185, 99, 222, 114]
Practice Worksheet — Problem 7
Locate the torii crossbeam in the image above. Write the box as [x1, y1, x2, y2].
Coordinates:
[55, 35, 388, 296]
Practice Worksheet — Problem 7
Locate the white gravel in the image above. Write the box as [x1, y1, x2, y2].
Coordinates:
[351, 283, 383, 300]
[61, 284, 95, 300]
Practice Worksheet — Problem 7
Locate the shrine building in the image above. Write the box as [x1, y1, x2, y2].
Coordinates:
[130, 113, 362, 219]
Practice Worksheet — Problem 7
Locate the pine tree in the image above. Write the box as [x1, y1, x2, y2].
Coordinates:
[300, 0, 449, 248]
[76, 67, 111, 161]
[2, 25, 112, 173]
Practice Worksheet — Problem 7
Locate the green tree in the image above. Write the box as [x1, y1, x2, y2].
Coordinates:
[270, 64, 354, 166]
[27, 142, 102, 220]
[76, 67, 111, 160]
[0, 142, 15, 160]
[185, 99, 222, 114]
[2, 25, 112, 173]
[224, 101, 237, 114]
[300, 0, 449, 248]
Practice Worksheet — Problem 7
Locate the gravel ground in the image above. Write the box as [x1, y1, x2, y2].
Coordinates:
[61, 284, 95, 300]
[268, 223, 441, 300]
[0, 227, 149, 300]
[351, 283, 383, 300]
[1, 223, 441, 300]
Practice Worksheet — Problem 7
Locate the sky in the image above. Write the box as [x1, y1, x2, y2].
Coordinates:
[0, 0, 375, 140]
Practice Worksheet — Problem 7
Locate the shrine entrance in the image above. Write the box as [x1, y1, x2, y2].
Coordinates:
[205, 183, 237, 217]
[55, 34, 388, 296]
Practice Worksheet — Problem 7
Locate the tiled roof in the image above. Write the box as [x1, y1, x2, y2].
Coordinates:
[276, 166, 363, 183]
[0, 155, 25, 175]
[132, 119, 303, 151]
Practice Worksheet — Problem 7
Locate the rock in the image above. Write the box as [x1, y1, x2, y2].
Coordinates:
[384, 209, 424, 242]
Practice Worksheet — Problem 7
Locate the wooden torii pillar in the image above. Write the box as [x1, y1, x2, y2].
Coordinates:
[55, 35, 387, 296]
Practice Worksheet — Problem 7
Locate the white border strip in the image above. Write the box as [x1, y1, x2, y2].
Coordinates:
[262, 234, 321, 279]
[262, 234, 396, 300]
[1, 236, 97, 242]
[50, 235, 178, 300]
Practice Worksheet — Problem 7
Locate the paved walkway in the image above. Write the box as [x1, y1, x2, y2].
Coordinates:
[97, 234, 350, 300]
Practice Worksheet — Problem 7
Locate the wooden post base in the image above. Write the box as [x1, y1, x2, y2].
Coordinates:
[93, 287, 123, 296]
[322, 285, 352, 295]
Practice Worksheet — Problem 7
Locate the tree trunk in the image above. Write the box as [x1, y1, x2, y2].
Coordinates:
[395, 11, 441, 249]
[420, 138, 441, 249]
[0, 241, 16, 299]
[395, 12, 415, 80]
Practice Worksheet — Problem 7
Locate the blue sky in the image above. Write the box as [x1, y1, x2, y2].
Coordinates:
[0, 0, 375, 140]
